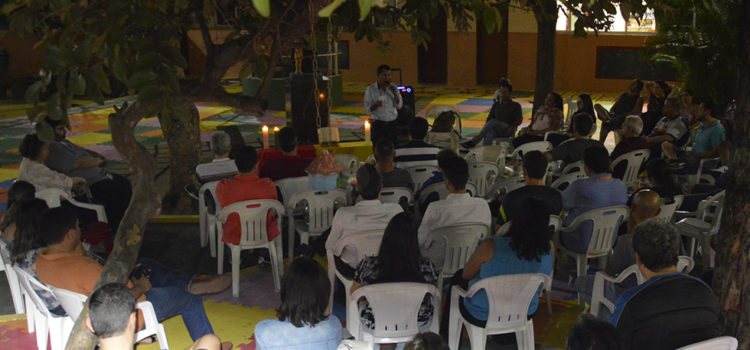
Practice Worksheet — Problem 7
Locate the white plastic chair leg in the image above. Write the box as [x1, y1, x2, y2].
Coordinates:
[546, 290, 553, 315]
[231, 245, 241, 297]
[467, 324, 486, 350]
[157, 324, 169, 350]
[208, 215, 217, 258]
[217, 240, 225, 274]
[268, 240, 282, 292]
[48, 316, 65, 350]
[576, 257, 587, 305]
[24, 295, 34, 332]
[525, 319, 535, 350]
[448, 308, 462, 350]
[34, 313, 48, 350]
[299, 231, 310, 246]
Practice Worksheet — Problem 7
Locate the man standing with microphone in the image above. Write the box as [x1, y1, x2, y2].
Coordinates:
[365, 64, 402, 146]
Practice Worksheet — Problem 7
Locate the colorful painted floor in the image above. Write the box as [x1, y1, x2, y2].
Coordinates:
[0, 83, 618, 348]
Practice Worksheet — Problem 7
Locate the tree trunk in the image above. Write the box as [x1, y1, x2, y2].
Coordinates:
[159, 100, 201, 214]
[531, 0, 558, 113]
[65, 102, 161, 349]
[715, 0, 750, 347]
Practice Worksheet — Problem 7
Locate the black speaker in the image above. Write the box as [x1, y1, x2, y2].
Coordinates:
[396, 85, 415, 127]
[290, 74, 330, 145]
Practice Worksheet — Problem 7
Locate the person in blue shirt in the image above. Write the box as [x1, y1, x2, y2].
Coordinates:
[254, 257, 342, 350]
[662, 100, 726, 173]
[610, 221, 720, 349]
[561, 147, 628, 253]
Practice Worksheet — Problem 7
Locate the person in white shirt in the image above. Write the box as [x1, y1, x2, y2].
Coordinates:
[418, 156, 491, 270]
[325, 164, 403, 278]
[195, 131, 238, 183]
[364, 64, 403, 146]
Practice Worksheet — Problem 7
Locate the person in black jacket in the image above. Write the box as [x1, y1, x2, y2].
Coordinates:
[610, 220, 721, 349]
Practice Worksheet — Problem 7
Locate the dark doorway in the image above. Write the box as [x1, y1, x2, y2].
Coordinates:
[417, 8, 447, 84]
[476, 4, 509, 85]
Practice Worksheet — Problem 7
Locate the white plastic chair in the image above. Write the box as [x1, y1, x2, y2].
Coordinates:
[654, 194, 685, 225]
[687, 157, 721, 191]
[418, 182, 449, 206]
[611, 149, 650, 188]
[465, 183, 478, 198]
[287, 189, 347, 257]
[326, 230, 384, 316]
[675, 191, 725, 270]
[426, 132, 459, 152]
[335, 154, 360, 170]
[14, 266, 74, 350]
[563, 97, 579, 131]
[405, 166, 441, 193]
[216, 199, 285, 296]
[559, 160, 585, 176]
[554, 206, 630, 281]
[348, 282, 441, 346]
[364, 154, 376, 165]
[484, 176, 525, 203]
[507, 141, 553, 169]
[379, 187, 414, 211]
[0, 252, 24, 315]
[550, 172, 587, 191]
[49, 286, 169, 349]
[448, 273, 550, 350]
[676, 336, 738, 350]
[198, 181, 220, 257]
[467, 162, 499, 197]
[275, 176, 311, 257]
[677, 255, 695, 274]
[589, 264, 645, 318]
[422, 223, 491, 292]
[35, 188, 108, 223]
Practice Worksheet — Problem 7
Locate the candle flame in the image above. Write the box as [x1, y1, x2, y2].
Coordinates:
[273, 126, 280, 132]
[364, 120, 370, 128]
[262, 125, 269, 132]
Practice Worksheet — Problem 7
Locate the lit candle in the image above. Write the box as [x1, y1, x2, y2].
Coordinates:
[273, 126, 280, 149]
[262, 125, 270, 149]
[364, 120, 371, 143]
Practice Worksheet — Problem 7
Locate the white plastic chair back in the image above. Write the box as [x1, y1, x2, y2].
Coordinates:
[611, 149, 650, 188]
[348, 282, 441, 344]
[655, 194, 685, 225]
[508, 141, 553, 168]
[275, 176, 310, 205]
[198, 180, 220, 257]
[289, 190, 346, 235]
[688, 157, 721, 190]
[485, 176, 525, 203]
[677, 255, 695, 273]
[551, 172, 587, 191]
[424, 223, 489, 292]
[326, 230, 385, 316]
[0, 252, 24, 314]
[465, 182, 478, 197]
[563, 97, 579, 130]
[405, 166, 441, 193]
[560, 160, 585, 175]
[589, 264, 645, 317]
[36, 188, 108, 223]
[379, 187, 414, 208]
[676, 191, 725, 270]
[335, 154, 360, 170]
[676, 336, 738, 350]
[418, 182, 449, 205]
[467, 162, 499, 197]
[364, 154, 376, 165]
[14, 266, 73, 350]
[217, 199, 285, 295]
[426, 132, 459, 152]
[50, 286, 169, 348]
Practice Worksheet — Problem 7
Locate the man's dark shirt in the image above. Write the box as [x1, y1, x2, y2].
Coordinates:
[610, 137, 650, 179]
[259, 155, 314, 181]
[549, 139, 605, 166]
[612, 92, 639, 116]
[381, 167, 413, 190]
[498, 185, 562, 225]
[487, 100, 523, 130]
[613, 273, 721, 350]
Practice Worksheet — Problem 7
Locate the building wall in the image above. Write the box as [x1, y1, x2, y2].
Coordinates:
[0, 32, 42, 78]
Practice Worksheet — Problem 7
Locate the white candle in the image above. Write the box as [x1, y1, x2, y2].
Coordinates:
[262, 125, 270, 149]
[364, 120, 371, 143]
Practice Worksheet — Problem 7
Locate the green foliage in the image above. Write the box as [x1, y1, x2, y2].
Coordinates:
[644, 0, 740, 109]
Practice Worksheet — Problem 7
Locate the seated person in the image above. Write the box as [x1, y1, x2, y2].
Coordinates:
[352, 213, 438, 330]
[545, 113, 604, 166]
[575, 190, 661, 319]
[259, 127, 315, 181]
[662, 100, 726, 174]
[195, 130, 238, 183]
[415, 149, 457, 204]
[461, 79, 522, 148]
[513, 92, 564, 147]
[610, 116, 649, 180]
[561, 147, 628, 253]
[43, 118, 132, 233]
[395, 118, 440, 168]
[36, 207, 230, 342]
[566, 314, 623, 350]
[546, 94, 596, 147]
[255, 257, 342, 349]
[426, 110, 461, 151]
[641, 159, 684, 200]
[610, 221, 721, 349]
[645, 97, 689, 158]
[325, 164, 402, 277]
[418, 156, 491, 269]
[447, 198, 553, 344]
[596, 79, 644, 142]
[641, 81, 671, 136]
[499, 151, 562, 226]
[87, 283, 228, 350]
[17, 134, 86, 197]
[374, 138, 413, 190]
[216, 146, 279, 247]
[0, 180, 36, 246]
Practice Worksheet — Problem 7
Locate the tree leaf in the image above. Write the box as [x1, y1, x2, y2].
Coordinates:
[319, 0, 347, 17]
[70, 73, 86, 96]
[359, 0, 372, 21]
[252, 0, 270, 17]
[25, 80, 45, 105]
[89, 64, 112, 95]
[483, 8, 496, 33]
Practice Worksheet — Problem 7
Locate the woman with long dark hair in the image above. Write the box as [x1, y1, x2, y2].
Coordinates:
[513, 92, 564, 147]
[254, 257, 342, 349]
[0, 180, 35, 244]
[351, 212, 438, 330]
[641, 81, 671, 135]
[547, 94, 597, 146]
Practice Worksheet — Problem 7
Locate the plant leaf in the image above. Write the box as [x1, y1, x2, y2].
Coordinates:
[252, 0, 270, 17]
[359, 0, 372, 21]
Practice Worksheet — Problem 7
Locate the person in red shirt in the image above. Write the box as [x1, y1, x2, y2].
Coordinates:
[216, 145, 279, 245]
[259, 127, 315, 181]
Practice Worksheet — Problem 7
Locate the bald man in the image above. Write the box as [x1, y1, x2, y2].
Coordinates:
[576, 190, 661, 318]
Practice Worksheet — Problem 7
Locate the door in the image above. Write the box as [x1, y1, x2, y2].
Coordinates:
[417, 8, 447, 84]
[476, 4, 509, 85]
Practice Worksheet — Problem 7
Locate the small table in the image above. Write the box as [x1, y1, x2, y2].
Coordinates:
[316, 141, 373, 161]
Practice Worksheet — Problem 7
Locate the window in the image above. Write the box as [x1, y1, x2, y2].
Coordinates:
[556, 2, 656, 33]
